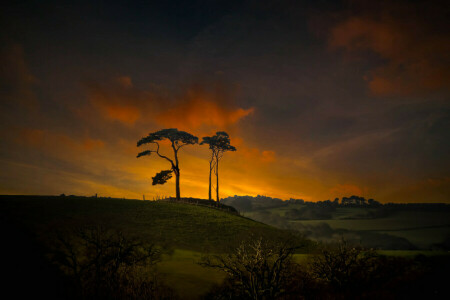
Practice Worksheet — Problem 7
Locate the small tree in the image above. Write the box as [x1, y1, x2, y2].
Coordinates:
[200, 237, 297, 299]
[137, 128, 198, 201]
[201, 132, 236, 202]
[51, 226, 163, 299]
[309, 238, 378, 296]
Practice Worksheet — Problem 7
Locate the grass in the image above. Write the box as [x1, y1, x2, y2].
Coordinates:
[264, 204, 370, 220]
[0, 195, 294, 252]
[291, 211, 449, 231]
[378, 250, 450, 257]
[290, 210, 450, 249]
[0, 195, 305, 299]
[158, 249, 225, 299]
[2, 195, 448, 298]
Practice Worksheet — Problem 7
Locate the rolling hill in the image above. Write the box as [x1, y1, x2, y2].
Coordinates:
[0, 195, 309, 299]
[0, 195, 301, 252]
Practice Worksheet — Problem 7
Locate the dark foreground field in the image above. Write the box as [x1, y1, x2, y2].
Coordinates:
[0, 195, 302, 299]
[1, 195, 449, 299]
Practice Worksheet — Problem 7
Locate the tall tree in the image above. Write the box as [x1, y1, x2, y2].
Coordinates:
[201, 132, 236, 202]
[137, 129, 198, 201]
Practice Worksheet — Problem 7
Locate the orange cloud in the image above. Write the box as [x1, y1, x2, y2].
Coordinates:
[82, 137, 105, 151]
[261, 150, 276, 163]
[156, 88, 254, 131]
[238, 146, 276, 164]
[102, 103, 141, 124]
[20, 128, 45, 146]
[85, 78, 254, 131]
[330, 183, 366, 197]
[19, 128, 104, 153]
[86, 78, 150, 125]
[328, 3, 450, 96]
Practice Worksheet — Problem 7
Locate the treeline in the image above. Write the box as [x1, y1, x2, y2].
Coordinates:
[201, 237, 450, 299]
[222, 194, 450, 212]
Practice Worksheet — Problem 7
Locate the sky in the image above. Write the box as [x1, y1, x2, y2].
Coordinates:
[0, 0, 449, 203]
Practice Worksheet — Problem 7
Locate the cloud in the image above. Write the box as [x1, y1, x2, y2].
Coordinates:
[101, 104, 141, 125]
[261, 150, 276, 163]
[327, 1, 450, 96]
[116, 76, 133, 88]
[0, 44, 38, 109]
[82, 138, 105, 151]
[384, 177, 450, 203]
[18, 128, 104, 153]
[329, 183, 367, 198]
[85, 78, 152, 125]
[85, 78, 254, 131]
[156, 86, 254, 131]
[233, 136, 276, 164]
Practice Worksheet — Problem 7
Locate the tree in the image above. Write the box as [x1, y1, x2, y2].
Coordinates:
[309, 238, 378, 296]
[201, 132, 236, 202]
[137, 128, 198, 201]
[200, 237, 298, 299]
[51, 226, 164, 299]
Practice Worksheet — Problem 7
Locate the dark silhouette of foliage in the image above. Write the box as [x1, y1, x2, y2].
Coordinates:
[50, 226, 172, 299]
[308, 238, 379, 296]
[137, 128, 198, 200]
[152, 170, 173, 185]
[200, 237, 298, 299]
[201, 132, 236, 202]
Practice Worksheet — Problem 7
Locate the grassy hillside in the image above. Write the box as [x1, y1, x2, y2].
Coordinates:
[0, 195, 297, 252]
[0, 195, 307, 299]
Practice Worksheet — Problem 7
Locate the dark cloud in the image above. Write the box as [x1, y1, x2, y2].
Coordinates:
[0, 44, 37, 110]
[327, 0, 450, 96]
[0, 0, 448, 202]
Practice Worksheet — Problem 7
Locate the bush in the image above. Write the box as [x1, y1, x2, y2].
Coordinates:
[308, 238, 378, 296]
[50, 226, 174, 299]
[201, 237, 299, 299]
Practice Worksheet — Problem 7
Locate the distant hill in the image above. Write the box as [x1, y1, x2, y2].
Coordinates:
[222, 195, 450, 250]
[221, 195, 285, 212]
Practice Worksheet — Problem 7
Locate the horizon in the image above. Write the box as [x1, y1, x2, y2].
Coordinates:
[1, 0, 449, 203]
[2, 193, 449, 205]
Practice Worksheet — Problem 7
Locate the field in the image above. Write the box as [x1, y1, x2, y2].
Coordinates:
[2, 195, 449, 298]
[290, 210, 449, 249]
[158, 249, 225, 299]
[0, 195, 302, 299]
[243, 203, 450, 250]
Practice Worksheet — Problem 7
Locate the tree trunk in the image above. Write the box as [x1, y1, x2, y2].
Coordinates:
[216, 160, 219, 203]
[175, 168, 180, 201]
[208, 161, 212, 201]
[173, 146, 181, 201]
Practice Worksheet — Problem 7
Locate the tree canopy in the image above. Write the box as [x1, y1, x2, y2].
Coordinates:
[201, 131, 236, 153]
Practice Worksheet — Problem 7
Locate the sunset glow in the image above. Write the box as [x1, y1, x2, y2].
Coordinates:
[0, 0, 448, 203]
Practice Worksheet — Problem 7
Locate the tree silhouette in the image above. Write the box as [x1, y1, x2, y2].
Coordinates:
[200, 237, 297, 299]
[201, 132, 236, 202]
[137, 129, 198, 201]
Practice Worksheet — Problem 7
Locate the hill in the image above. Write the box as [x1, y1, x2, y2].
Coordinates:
[0, 195, 301, 252]
[222, 195, 450, 250]
[0, 195, 309, 299]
